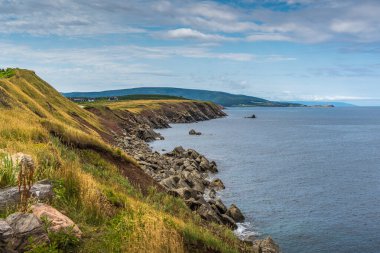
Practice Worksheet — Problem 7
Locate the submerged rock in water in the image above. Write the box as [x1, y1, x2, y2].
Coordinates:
[245, 114, 256, 119]
[189, 129, 202, 135]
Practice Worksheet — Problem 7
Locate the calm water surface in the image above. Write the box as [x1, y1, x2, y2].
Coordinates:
[150, 107, 380, 253]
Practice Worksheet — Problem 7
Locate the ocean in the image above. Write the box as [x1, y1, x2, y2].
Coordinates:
[150, 107, 380, 253]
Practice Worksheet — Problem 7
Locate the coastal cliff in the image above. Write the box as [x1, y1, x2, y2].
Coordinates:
[0, 69, 279, 253]
[87, 98, 280, 252]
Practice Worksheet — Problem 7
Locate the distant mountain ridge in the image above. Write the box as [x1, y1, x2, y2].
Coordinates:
[288, 101, 357, 107]
[64, 87, 303, 107]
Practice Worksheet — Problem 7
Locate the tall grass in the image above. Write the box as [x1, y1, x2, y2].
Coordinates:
[0, 154, 17, 188]
[41, 119, 138, 167]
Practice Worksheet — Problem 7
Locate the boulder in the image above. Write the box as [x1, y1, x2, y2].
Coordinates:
[31, 203, 82, 238]
[209, 161, 218, 173]
[208, 199, 227, 214]
[187, 149, 200, 159]
[199, 158, 210, 172]
[0, 180, 53, 211]
[159, 175, 180, 189]
[185, 198, 203, 211]
[5, 212, 49, 252]
[208, 189, 217, 199]
[219, 214, 237, 230]
[211, 199, 227, 214]
[189, 129, 202, 135]
[196, 204, 222, 225]
[174, 146, 186, 154]
[0, 219, 14, 251]
[226, 204, 245, 222]
[136, 127, 162, 142]
[210, 178, 225, 190]
[190, 179, 206, 192]
[252, 237, 280, 253]
[172, 187, 198, 200]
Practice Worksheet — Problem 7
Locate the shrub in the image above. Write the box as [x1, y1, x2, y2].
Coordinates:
[0, 68, 15, 78]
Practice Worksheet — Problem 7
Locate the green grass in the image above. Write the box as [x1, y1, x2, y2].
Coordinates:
[76, 94, 189, 103]
[0, 154, 18, 188]
[0, 68, 15, 78]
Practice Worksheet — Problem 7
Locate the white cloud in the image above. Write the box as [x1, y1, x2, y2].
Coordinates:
[246, 33, 293, 42]
[331, 20, 370, 34]
[0, 0, 380, 43]
[161, 28, 234, 41]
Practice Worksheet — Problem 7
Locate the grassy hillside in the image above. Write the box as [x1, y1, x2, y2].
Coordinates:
[80, 98, 204, 114]
[0, 69, 250, 253]
[64, 87, 303, 107]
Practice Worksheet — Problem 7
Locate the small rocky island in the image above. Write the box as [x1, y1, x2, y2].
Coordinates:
[189, 129, 202, 135]
[245, 114, 256, 119]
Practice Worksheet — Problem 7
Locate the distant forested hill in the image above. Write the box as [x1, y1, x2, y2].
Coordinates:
[288, 101, 357, 107]
[64, 87, 303, 107]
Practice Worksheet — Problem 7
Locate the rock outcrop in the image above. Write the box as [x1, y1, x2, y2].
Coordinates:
[0, 180, 53, 211]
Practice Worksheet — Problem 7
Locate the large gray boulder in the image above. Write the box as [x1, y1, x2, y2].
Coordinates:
[167, 146, 186, 157]
[209, 161, 218, 173]
[171, 187, 198, 200]
[199, 158, 210, 172]
[219, 214, 237, 230]
[210, 178, 225, 190]
[31, 203, 82, 238]
[5, 212, 49, 252]
[136, 127, 162, 142]
[196, 204, 222, 225]
[209, 199, 227, 214]
[159, 175, 180, 189]
[0, 180, 53, 211]
[0, 219, 14, 252]
[252, 237, 280, 253]
[0, 205, 82, 252]
[226, 204, 245, 222]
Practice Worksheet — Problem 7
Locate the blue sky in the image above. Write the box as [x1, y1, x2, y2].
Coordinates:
[1, 0, 380, 105]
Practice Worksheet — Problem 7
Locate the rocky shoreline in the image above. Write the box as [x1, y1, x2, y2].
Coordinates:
[116, 133, 244, 230]
[103, 101, 280, 252]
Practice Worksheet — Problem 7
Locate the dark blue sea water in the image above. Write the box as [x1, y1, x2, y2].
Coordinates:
[150, 107, 380, 253]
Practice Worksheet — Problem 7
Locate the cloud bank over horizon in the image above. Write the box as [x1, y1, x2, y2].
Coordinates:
[1, 0, 380, 104]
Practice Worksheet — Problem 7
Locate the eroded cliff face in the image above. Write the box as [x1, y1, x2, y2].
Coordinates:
[87, 101, 226, 142]
[138, 101, 226, 128]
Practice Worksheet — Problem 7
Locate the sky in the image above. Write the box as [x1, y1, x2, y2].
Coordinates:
[1, 0, 380, 105]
